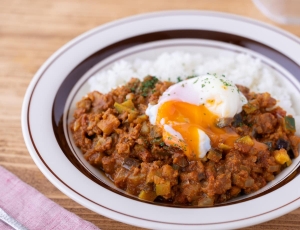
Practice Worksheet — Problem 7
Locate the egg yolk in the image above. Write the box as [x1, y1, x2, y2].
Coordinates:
[156, 101, 239, 159]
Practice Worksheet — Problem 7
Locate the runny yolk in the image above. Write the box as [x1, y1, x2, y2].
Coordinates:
[156, 101, 239, 159]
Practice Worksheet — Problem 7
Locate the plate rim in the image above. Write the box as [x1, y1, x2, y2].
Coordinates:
[21, 10, 300, 230]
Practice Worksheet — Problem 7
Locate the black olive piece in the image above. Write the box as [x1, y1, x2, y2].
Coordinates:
[276, 139, 289, 150]
[251, 130, 262, 139]
[239, 190, 246, 196]
[154, 196, 173, 204]
[84, 133, 96, 140]
[287, 149, 295, 159]
[232, 113, 243, 127]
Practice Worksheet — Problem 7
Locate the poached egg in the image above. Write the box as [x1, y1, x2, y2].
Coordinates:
[146, 74, 248, 159]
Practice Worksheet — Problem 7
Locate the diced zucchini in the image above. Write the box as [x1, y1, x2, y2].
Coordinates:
[114, 101, 138, 114]
[138, 190, 157, 201]
[172, 164, 180, 170]
[127, 112, 138, 122]
[114, 102, 128, 113]
[235, 135, 254, 146]
[243, 103, 258, 114]
[207, 149, 222, 162]
[274, 149, 291, 165]
[134, 115, 148, 124]
[284, 116, 296, 132]
[155, 181, 171, 196]
[218, 143, 232, 151]
[121, 99, 135, 109]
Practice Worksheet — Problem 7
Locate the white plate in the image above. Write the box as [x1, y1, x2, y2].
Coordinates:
[22, 11, 300, 229]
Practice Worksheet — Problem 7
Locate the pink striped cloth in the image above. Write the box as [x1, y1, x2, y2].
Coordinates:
[0, 166, 99, 230]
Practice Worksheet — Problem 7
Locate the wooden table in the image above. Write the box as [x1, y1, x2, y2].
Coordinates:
[1, 0, 300, 229]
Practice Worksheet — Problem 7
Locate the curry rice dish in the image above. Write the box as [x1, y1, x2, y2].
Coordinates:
[70, 75, 300, 206]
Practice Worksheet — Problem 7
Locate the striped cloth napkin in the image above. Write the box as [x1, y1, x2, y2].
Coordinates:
[0, 166, 99, 230]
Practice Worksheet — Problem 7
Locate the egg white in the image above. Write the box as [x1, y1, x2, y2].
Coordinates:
[145, 74, 248, 158]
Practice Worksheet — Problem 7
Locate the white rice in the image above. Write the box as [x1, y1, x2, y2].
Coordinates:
[88, 52, 297, 118]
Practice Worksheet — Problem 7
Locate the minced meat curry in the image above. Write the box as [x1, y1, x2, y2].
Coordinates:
[70, 76, 300, 206]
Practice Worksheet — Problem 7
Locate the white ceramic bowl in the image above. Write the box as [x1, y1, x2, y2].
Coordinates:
[22, 11, 300, 229]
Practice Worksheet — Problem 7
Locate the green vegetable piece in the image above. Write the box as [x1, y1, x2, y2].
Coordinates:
[172, 164, 180, 170]
[186, 75, 197, 79]
[141, 76, 159, 96]
[138, 190, 157, 201]
[284, 116, 296, 132]
[114, 101, 138, 114]
[134, 114, 148, 124]
[207, 149, 222, 162]
[243, 103, 258, 114]
[114, 102, 127, 113]
[127, 112, 138, 122]
[121, 99, 135, 109]
[177, 77, 182, 82]
[155, 181, 171, 196]
[218, 143, 231, 151]
[235, 135, 254, 146]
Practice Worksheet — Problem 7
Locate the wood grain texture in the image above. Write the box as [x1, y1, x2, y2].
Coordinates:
[0, 0, 300, 229]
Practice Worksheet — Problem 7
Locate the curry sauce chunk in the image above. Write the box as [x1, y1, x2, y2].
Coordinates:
[70, 77, 300, 206]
